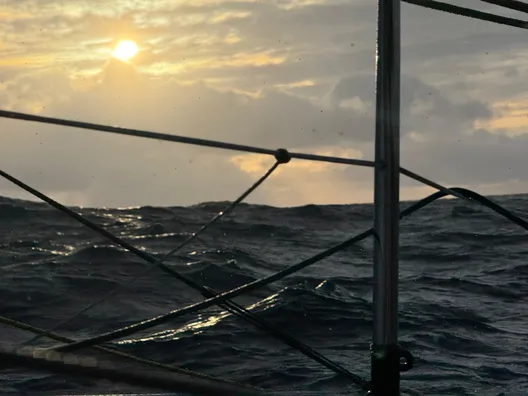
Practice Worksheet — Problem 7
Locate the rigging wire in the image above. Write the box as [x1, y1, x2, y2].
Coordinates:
[0, 167, 361, 383]
[0, 108, 483, 204]
[0, 109, 374, 168]
[479, 0, 528, 14]
[0, 0, 526, 393]
[400, 167, 466, 201]
[0, 316, 259, 392]
[1, 4, 527, 386]
[20, 154, 284, 348]
[403, 0, 528, 29]
[1, 186, 526, 394]
[0, 344, 264, 396]
[47, 187, 528, 352]
[0, 110, 518, 386]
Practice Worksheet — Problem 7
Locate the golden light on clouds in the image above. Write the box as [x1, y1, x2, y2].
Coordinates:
[227, 52, 285, 67]
[111, 40, 138, 63]
[230, 147, 364, 175]
[143, 51, 285, 75]
[474, 98, 528, 136]
[210, 11, 252, 24]
[276, 80, 316, 89]
[229, 147, 371, 206]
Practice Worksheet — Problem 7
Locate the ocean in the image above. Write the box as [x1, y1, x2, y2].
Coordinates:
[0, 193, 526, 396]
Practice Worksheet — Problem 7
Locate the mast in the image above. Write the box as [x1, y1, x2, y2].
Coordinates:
[371, 0, 404, 395]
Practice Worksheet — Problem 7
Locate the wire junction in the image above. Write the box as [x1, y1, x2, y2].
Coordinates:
[1, 1, 528, 394]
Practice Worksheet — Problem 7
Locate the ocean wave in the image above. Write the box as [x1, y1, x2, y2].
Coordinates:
[0, 195, 527, 395]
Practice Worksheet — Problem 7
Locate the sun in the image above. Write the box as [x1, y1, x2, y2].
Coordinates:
[111, 40, 138, 62]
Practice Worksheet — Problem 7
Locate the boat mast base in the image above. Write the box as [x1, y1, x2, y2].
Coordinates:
[367, 344, 413, 396]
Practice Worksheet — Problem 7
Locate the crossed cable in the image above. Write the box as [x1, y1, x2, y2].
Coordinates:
[1, 4, 528, 389]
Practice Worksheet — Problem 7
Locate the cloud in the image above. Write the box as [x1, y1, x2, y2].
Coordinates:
[0, 60, 376, 207]
[1, 0, 528, 207]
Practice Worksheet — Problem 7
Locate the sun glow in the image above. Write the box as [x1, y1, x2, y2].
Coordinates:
[111, 40, 138, 62]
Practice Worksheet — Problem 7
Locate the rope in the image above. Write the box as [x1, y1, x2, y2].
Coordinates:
[49, 187, 528, 353]
[0, 110, 512, 208]
[0, 2, 525, 393]
[20, 155, 284, 348]
[479, 0, 528, 14]
[403, 0, 528, 29]
[399, 167, 468, 201]
[0, 112, 522, 388]
[0, 108, 501, 205]
[0, 315, 260, 392]
[4, 186, 523, 392]
[0, 345, 263, 395]
[0, 109, 374, 168]
[0, 164, 361, 383]
[0, 165, 280, 310]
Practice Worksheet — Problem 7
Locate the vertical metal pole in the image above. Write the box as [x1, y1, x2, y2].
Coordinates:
[371, 0, 401, 395]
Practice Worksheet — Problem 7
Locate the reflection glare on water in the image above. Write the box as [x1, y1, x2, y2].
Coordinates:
[116, 291, 284, 345]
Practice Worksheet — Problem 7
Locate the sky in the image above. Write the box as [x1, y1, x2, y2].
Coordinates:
[1, 0, 528, 208]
